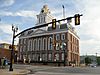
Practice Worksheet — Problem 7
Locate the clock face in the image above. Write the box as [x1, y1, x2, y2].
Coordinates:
[41, 10, 44, 13]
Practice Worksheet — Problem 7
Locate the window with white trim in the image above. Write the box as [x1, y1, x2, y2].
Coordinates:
[61, 34, 65, 40]
[61, 53, 64, 61]
[48, 37, 53, 50]
[56, 34, 60, 40]
[55, 53, 59, 61]
[56, 43, 60, 50]
[48, 53, 52, 61]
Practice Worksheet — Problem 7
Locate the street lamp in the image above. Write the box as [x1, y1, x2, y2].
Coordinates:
[9, 25, 18, 71]
[61, 42, 66, 66]
[64, 43, 66, 66]
[96, 53, 98, 64]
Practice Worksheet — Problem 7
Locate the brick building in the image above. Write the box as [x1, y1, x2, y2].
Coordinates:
[18, 5, 80, 66]
[0, 43, 18, 62]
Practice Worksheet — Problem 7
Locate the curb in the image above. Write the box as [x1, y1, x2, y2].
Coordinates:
[12, 70, 30, 75]
[0, 69, 30, 75]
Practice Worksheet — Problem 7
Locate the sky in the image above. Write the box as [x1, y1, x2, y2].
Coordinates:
[0, 0, 100, 56]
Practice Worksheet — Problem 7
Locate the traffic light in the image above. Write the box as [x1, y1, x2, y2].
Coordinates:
[74, 14, 80, 25]
[52, 19, 56, 29]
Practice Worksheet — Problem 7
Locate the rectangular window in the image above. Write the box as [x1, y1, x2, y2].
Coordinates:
[56, 43, 60, 50]
[61, 53, 64, 61]
[56, 34, 60, 40]
[61, 34, 65, 40]
[48, 53, 52, 61]
[55, 53, 59, 61]
[42, 54, 47, 61]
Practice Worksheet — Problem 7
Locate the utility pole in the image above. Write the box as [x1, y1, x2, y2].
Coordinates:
[9, 25, 18, 71]
[96, 53, 98, 64]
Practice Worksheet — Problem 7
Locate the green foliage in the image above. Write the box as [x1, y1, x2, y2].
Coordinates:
[97, 57, 100, 65]
[85, 57, 91, 66]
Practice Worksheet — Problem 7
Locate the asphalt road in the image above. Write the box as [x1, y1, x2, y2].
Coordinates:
[12, 64, 100, 75]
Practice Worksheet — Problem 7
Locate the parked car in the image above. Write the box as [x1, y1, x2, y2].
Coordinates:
[90, 64, 97, 67]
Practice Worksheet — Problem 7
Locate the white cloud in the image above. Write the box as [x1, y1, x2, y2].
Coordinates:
[76, 0, 100, 56]
[0, 23, 12, 34]
[0, 23, 20, 44]
[0, 40, 9, 44]
[0, 0, 100, 55]
[0, 0, 15, 7]
[0, 10, 37, 18]
[14, 10, 37, 18]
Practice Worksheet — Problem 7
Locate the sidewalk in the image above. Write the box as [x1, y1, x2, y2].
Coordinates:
[35, 72, 100, 75]
[0, 68, 30, 75]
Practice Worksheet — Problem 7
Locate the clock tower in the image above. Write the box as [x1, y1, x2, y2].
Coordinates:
[36, 5, 54, 26]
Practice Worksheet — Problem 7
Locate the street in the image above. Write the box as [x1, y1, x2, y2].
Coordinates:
[12, 64, 100, 75]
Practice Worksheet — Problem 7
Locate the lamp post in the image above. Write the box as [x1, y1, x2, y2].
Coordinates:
[96, 53, 98, 64]
[9, 25, 18, 71]
[61, 42, 66, 67]
[64, 43, 66, 66]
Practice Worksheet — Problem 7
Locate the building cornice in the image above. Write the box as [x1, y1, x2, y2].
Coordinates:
[19, 29, 79, 40]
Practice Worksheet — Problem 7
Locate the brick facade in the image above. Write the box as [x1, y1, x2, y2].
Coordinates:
[18, 5, 80, 66]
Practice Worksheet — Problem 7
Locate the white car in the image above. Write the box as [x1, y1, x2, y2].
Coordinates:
[90, 64, 97, 67]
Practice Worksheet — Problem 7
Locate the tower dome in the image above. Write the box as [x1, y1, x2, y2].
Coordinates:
[40, 5, 50, 14]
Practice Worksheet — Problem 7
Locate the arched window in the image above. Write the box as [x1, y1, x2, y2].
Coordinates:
[43, 38, 46, 50]
[56, 34, 60, 40]
[48, 37, 53, 50]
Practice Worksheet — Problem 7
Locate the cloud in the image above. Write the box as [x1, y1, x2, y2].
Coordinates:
[14, 10, 37, 18]
[0, 40, 9, 44]
[0, 23, 12, 44]
[0, 0, 15, 7]
[0, 10, 37, 18]
[67, 0, 100, 56]
[0, 23, 12, 34]
[0, 23, 20, 44]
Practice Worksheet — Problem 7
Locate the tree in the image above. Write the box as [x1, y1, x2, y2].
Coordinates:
[85, 57, 91, 66]
[97, 57, 100, 65]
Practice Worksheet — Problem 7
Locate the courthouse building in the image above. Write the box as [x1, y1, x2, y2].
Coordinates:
[18, 5, 80, 66]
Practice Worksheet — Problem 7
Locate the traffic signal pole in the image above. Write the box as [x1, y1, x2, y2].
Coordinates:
[9, 14, 82, 70]
[14, 14, 83, 38]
